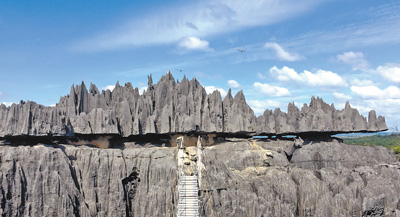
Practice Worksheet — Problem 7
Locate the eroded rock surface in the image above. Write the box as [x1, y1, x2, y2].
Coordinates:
[0, 73, 387, 137]
[0, 139, 399, 216]
[256, 97, 388, 135]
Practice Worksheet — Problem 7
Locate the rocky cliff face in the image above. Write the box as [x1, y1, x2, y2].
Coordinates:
[0, 138, 399, 216]
[0, 72, 387, 137]
[0, 72, 395, 216]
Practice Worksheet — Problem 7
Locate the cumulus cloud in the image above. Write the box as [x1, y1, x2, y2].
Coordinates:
[350, 99, 400, 129]
[139, 86, 148, 95]
[373, 99, 400, 115]
[299, 70, 347, 87]
[337, 51, 370, 71]
[269, 66, 348, 88]
[264, 42, 304, 61]
[351, 85, 400, 99]
[178, 37, 212, 51]
[227, 80, 240, 88]
[248, 99, 282, 115]
[350, 78, 374, 86]
[1, 102, 16, 107]
[352, 104, 375, 116]
[333, 92, 352, 101]
[269, 66, 301, 82]
[253, 82, 290, 97]
[337, 52, 400, 84]
[102, 85, 115, 92]
[204, 86, 227, 97]
[375, 64, 400, 83]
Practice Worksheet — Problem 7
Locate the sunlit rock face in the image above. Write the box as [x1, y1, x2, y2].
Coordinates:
[256, 97, 388, 135]
[0, 72, 388, 138]
[0, 72, 396, 216]
[0, 138, 399, 216]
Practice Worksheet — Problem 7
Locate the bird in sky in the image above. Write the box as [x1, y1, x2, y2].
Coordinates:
[176, 69, 184, 72]
[237, 49, 246, 52]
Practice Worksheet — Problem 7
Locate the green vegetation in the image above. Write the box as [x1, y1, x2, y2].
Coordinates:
[342, 133, 400, 148]
[342, 133, 400, 160]
[394, 145, 400, 154]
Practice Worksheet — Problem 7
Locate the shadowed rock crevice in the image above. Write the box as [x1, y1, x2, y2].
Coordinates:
[362, 196, 385, 217]
[68, 195, 81, 217]
[18, 168, 27, 216]
[122, 167, 140, 217]
[397, 199, 400, 210]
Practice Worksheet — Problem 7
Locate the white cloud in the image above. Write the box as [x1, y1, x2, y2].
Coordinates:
[74, 0, 324, 51]
[293, 102, 305, 109]
[336, 52, 400, 85]
[269, 66, 302, 82]
[253, 82, 290, 97]
[102, 85, 115, 91]
[337, 52, 400, 84]
[337, 51, 369, 71]
[269, 66, 348, 88]
[178, 37, 212, 51]
[227, 80, 240, 88]
[349, 83, 400, 128]
[375, 64, 400, 83]
[351, 78, 374, 86]
[139, 86, 148, 95]
[204, 86, 227, 97]
[1, 102, 16, 107]
[264, 42, 304, 61]
[351, 85, 400, 99]
[335, 102, 373, 117]
[351, 104, 374, 117]
[350, 99, 400, 129]
[302, 70, 348, 87]
[333, 92, 352, 101]
[248, 99, 282, 115]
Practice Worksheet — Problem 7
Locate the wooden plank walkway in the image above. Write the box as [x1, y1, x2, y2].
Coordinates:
[177, 175, 199, 217]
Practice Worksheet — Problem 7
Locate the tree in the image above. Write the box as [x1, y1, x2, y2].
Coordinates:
[393, 146, 400, 154]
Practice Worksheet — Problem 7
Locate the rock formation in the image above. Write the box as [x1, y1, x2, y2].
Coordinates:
[0, 72, 398, 216]
[256, 98, 388, 135]
[0, 137, 399, 216]
[0, 72, 388, 138]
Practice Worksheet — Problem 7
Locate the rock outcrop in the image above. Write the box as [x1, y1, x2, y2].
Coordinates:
[0, 138, 399, 216]
[0, 72, 396, 216]
[256, 98, 388, 135]
[0, 72, 387, 137]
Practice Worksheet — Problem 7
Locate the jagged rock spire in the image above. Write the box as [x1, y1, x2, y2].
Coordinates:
[148, 74, 153, 86]
[0, 72, 388, 137]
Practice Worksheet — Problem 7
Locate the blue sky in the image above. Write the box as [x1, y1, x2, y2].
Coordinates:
[1, 0, 400, 129]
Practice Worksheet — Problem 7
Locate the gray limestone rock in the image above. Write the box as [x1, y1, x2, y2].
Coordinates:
[0, 101, 72, 137]
[290, 139, 397, 170]
[256, 97, 388, 135]
[0, 73, 388, 137]
[1, 138, 399, 216]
